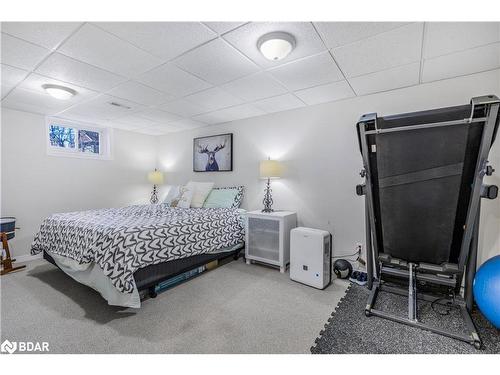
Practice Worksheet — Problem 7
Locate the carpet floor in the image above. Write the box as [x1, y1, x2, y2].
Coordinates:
[0, 258, 348, 353]
[311, 284, 500, 354]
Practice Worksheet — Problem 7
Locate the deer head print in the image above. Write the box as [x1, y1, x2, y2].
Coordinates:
[198, 141, 226, 171]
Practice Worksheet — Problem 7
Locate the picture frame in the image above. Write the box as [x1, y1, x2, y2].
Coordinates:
[193, 133, 233, 172]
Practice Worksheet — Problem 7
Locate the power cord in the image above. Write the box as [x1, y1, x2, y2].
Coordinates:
[332, 249, 361, 260]
[431, 291, 456, 316]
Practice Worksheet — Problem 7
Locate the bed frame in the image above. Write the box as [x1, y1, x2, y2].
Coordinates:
[43, 246, 243, 299]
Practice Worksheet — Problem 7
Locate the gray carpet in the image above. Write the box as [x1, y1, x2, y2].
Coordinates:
[0, 258, 348, 353]
[311, 284, 500, 354]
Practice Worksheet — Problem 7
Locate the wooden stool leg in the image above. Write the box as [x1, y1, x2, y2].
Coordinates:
[1, 232, 26, 275]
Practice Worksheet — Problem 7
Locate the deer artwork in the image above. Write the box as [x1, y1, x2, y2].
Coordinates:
[198, 140, 226, 171]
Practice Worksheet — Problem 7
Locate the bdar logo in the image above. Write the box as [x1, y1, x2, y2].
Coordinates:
[1, 340, 17, 354]
[0, 340, 49, 353]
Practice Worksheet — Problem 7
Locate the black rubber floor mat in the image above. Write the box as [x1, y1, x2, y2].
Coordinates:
[311, 284, 499, 354]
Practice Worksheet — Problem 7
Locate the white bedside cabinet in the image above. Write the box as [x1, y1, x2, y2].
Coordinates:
[245, 210, 297, 273]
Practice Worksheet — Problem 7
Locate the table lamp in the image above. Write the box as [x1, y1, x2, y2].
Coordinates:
[260, 158, 282, 212]
[147, 169, 164, 204]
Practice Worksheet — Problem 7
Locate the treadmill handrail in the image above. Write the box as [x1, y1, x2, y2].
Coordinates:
[457, 100, 500, 269]
[364, 117, 488, 135]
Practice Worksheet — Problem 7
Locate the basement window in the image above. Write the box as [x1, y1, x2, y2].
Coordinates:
[46, 118, 112, 160]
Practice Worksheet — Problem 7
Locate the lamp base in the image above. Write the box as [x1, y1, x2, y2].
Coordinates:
[262, 178, 274, 213]
[150, 185, 159, 204]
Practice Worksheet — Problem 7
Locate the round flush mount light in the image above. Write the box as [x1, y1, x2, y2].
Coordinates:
[42, 84, 77, 100]
[257, 32, 296, 61]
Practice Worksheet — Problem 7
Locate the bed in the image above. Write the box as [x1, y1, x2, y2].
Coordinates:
[31, 204, 245, 308]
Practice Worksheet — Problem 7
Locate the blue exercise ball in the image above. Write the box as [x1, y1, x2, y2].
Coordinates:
[473, 255, 500, 329]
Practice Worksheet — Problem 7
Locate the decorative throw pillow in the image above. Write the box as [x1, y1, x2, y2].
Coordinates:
[163, 185, 180, 205]
[185, 181, 214, 208]
[176, 187, 194, 208]
[204, 186, 244, 208]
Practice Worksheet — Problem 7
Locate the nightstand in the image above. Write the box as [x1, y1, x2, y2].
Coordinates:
[245, 210, 297, 273]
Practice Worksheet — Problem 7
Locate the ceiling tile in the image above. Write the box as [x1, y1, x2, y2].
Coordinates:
[174, 38, 259, 84]
[332, 23, 424, 78]
[221, 71, 287, 101]
[58, 94, 145, 121]
[168, 119, 207, 130]
[294, 80, 355, 105]
[1, 64, 29, 98]
[216, 103, 265, 121]
[349, 62, 420, 95]
[137, 63, 211, 97]
[110, 114, 158, 129]
[1, 86, 78, 115]
[158, 98, 207, 117]
[2, 74, 97, 115]
[35, 53, 127, 92]
[106, 81, 174, 106]
[194, 103, 264, 124]
[422, 43, 500, 83]
[268, 52, 344, 91]
[223, 22, 326, 68]
[193, 111, 232, 125]
[94, 22, 216, 61]
[203, 22, 247, 35]
[253, 93, 305, 113]
[424, 22, 500, 59]
[1, 22, 82, 49]
[1, 33, 49, 70]
[16, 73, 98, 104]
[313, 22, 409, 49]
[184, 87, 243, 112]
[134, 108, 181, 123]
[58, 23, 162, 78]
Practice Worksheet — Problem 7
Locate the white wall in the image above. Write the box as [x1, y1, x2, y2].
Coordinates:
[1, 70, 498, 265]
[158, 69, 500, 266]
[1, 108, 158, 259]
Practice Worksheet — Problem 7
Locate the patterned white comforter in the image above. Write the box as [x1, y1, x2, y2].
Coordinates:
[31, 204, 245, 294]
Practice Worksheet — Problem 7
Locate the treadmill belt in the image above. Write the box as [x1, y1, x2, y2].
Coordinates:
[375, 124, 470, 264]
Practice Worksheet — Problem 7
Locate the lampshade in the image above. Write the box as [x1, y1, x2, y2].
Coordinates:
[260, 159, 282, 179]
[148, 170, 164, 185]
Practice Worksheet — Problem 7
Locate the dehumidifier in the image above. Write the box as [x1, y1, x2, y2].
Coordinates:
[290, 227, 332, 289]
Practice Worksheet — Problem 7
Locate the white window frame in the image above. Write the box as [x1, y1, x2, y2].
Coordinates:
[46, 117, 113, 160]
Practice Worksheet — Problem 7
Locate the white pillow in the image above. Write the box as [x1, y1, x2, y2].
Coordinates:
[163, 185, 180, 205]
[176, 187, 194, 208]
[186, 181, 214, 208]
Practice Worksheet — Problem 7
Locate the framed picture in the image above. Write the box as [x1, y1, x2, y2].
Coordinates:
[193, 133, 233, 172]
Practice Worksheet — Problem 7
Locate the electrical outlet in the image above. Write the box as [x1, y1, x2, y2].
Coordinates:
[356, 243, 363, 254]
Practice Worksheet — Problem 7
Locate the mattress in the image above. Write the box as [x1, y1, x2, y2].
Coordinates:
[31, 204, 246, 300]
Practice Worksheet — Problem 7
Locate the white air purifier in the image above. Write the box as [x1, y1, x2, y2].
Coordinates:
[290, 227, 331, 289]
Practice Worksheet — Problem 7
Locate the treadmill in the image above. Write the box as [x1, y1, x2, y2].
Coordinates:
[356, 95, 499, 349]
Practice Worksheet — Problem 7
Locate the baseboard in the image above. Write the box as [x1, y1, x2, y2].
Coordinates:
[12, 253, 42, 263]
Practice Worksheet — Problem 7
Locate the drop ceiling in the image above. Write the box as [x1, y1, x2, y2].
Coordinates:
[1, 21, 500, 135]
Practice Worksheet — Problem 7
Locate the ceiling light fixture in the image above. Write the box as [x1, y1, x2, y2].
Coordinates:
[42, 84, 77, 100]
[257, 32, 296, 61]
